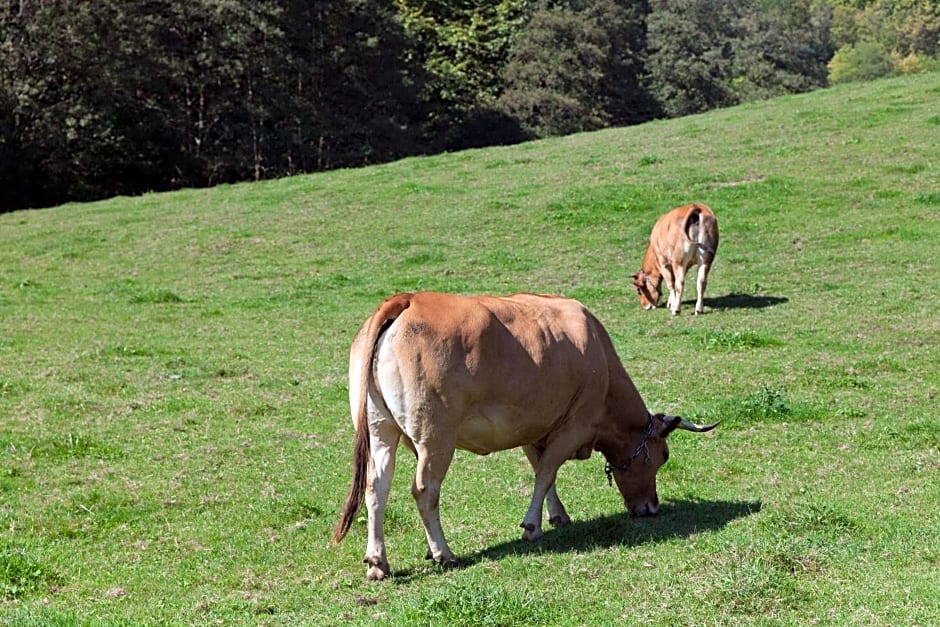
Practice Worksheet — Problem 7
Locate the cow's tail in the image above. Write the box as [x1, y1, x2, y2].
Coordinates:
[683, 204, 717, 257]
[332, 293, 413, 544]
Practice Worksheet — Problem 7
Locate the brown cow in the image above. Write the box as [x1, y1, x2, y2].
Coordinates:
[333, 292, 717, 580]
[632, 203, 719, 315]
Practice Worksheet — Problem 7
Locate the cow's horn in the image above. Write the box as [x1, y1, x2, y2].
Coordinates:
[672, 417, 719, 432]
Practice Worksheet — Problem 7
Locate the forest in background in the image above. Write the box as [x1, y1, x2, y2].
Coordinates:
[1, 0, 937, 212]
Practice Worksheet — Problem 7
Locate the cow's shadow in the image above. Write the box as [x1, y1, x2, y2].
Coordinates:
[475, 499, 761, 562]
[390, 499, 760, 580]
[694, 292, 788, 311]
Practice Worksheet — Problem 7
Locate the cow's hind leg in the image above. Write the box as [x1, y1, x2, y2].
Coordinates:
[364, 421, 401, 581]
[694, 262, 710, 315]
[412, 440, 458, 569]
[523, 445, 570, 527]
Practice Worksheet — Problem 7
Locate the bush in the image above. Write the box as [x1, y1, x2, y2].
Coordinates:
[828, 42, 896, 84]
[893, 52, 940, 75]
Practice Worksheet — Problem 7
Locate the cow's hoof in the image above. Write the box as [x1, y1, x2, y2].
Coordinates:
[520, 522, 544, 541]
[437, 556, 458, 570]
[548, 513, 571, 527]
[364, 557, 391, 581]
[426, 550, 458, 569]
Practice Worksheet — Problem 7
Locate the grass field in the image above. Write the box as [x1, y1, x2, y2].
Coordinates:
[2, 72, 939, 625]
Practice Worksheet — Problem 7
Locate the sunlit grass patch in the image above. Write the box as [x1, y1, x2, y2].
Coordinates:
[1, 544, 61, 601]
[915, 191, 940, 205]
[129, 289, 185, 304]
[700, 329, 781, 350]
[101, 278, 186, 304]
[401, 251, 447, 267]
[638, 154, 665, 166]
[397, 579, 557, 626]
[25, 433, 121, 461]
[689, 385, 832, 428]
[544, 184, 654, 227]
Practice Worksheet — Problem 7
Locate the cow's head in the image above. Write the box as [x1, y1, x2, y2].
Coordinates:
[631, 271, 660, 310]
[606, 413, 717, 517]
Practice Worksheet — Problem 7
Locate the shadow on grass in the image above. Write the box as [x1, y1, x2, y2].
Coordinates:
[475, 499, 761, 562]
[390, 499, 761, 580]
[698, 292, 788, 310]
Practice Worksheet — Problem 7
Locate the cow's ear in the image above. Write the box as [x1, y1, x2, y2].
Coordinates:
[652, 413, 682, 437]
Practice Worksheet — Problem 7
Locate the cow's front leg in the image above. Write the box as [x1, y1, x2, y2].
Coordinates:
[670, 265, 687, 315]
[660, 264, 679, 314]
[520, 446, 570, 541]
[364, 424, 400, 581]
[545, 484, 571, 527]
[412, 441, 458, 569]
[522, 445, 570, 527]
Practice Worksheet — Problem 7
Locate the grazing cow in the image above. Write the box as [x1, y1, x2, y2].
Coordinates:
[333, 291, 717, 580]
[632, 203, 719, 315]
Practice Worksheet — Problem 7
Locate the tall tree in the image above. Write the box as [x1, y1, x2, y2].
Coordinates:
[732, 0, 833, 100]
[0, 0, 427, 211]
[589, 0, 660, 127]
[142, 0, 287, 186]
[497, 6, 611, 136]
[1, 1, 153, 208]
[285, 0, 426, 169]
[644, 0, 745, 117]
[394, 0, 530, 148]
[0, 0, 290, 209]
[394, 0, 528, 111]
[498, 1, 657, 137]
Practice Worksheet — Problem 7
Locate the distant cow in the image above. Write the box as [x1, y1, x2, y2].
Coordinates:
[632, 203, 719, 315]
[333, 292, 717, 580]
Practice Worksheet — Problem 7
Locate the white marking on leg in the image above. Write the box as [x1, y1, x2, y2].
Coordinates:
[672, 265, 687, 315]
[364, 421, 400, 580]
[695, 263, 709, 314]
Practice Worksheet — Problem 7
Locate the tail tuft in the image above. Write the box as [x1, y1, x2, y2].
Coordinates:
[332, 425, 370, 543]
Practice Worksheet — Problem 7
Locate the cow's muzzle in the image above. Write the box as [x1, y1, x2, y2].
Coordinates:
[628, 500, 660, 517]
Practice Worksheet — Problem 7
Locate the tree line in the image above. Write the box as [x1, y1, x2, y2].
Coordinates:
[1, 0, 936, 212]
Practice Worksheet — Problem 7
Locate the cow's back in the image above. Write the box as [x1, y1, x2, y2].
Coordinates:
[652, 203, 718, 267]
[373, 292, 613, 454]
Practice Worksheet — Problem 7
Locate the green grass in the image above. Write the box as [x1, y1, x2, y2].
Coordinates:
[2, 72, 939, 625]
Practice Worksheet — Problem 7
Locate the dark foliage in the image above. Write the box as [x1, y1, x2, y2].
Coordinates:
[0, 0, 425, 211]
[498, 6, 611, 136]
[0, 0, 861, 212]
[645, 0, 744, 117]
[645, 0, 832, 117]
[732, 0, 833, 100]
[498, 1, 658, 137]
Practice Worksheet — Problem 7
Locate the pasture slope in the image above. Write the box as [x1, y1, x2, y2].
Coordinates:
[1, 72, 938, 625]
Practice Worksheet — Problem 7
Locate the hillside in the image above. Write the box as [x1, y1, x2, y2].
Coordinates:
[1, 72, 938, 624]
